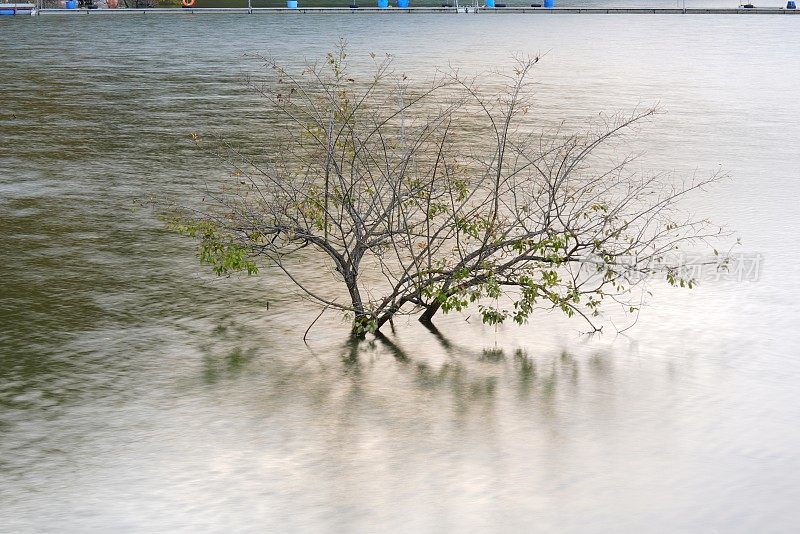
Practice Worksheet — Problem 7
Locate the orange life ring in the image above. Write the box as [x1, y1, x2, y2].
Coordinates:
[181, 0, 195, 6]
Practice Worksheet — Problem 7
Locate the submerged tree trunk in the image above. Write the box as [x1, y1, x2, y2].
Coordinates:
[419, 302, 442, 326]
[346, 274, 371, 339]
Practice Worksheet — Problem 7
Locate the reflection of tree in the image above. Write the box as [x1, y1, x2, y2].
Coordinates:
[420, 322, 453, 352]
[197, 319, 622, 426]
[334, 330, 584, 412]
[480, 348, 505, 363]
[514, 349, 536, 389]
[373, 331, 409, 363]
[201, 346, 256, 385]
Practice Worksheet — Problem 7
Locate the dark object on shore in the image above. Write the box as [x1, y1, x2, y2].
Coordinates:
[742, 3, 755, 7]
[531, 3, 542, 6]
[349, 3, 358, 7]
[122, 0, 156, 6]
[787, 1, 796, 9]
[495, 2, 506, 5]
[441, 2, 452, 6]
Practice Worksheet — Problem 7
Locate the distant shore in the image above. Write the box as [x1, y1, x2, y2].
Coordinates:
[29, 6, 800, 14]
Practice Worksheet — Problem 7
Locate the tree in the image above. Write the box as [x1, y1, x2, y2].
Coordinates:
[164, 44, 725, 338]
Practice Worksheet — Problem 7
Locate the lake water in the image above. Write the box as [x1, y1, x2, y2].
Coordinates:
[2, 13, 800, 533]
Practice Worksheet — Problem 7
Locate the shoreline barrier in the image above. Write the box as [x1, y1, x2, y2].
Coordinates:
[28, 6, 800, 15]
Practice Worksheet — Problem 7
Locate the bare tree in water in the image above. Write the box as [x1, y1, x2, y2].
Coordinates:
[165, 44, 726, 338]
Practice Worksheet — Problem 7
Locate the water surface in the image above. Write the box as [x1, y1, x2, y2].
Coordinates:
[2, 14, 800, 533]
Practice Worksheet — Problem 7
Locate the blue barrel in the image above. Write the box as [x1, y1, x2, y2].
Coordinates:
[65, 0, 77, 7]
[376, 0, 388, 6]
[397, 0, 409, 6]
[485, 0, 495, 6]
[287, 0, 297, 6]
[788, 1, 797, 9]
[543, 0, 553, 7]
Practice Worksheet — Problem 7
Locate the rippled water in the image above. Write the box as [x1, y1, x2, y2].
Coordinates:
[2, 13, 800, 532]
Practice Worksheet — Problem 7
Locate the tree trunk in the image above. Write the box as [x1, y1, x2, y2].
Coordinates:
[375, 312, 393, 332]
[346, 274, 370, 339]
[419, 301, 441, 325]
